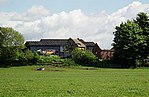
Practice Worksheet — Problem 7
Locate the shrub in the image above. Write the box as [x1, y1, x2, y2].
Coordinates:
[36, 55, 78, 67]
[0, 47, 18, 67]
[61, 58, 79, 66]
[37, 55, 61, 65]
[71, 48, 99, 66]
[18, 49, 38, 65]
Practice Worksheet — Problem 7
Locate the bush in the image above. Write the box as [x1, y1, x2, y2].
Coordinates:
[61, 58, 79, 66]
[36, 55, 78, 67]
[37, 55, 61, 65]
[18, 49, 38, 65]
[71, 48, 99, 66]
[0, 47, 18, 67]
[0, 47, 40, 67]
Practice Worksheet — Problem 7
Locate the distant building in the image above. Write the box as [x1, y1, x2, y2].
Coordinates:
[25, 39, 67, 57]
[25, 38, 114, 60]
[100, 48, 115, 60]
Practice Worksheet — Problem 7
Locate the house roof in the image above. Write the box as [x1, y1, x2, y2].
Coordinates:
[25, 41, 41, 46]
[25, 38, 98, 48]
[77, 38, 95, 46]
[72, 39, 86, 48]
[84, 42, 95, 47]
[40, 39, 67, 42]
[40, 39, 67, 45]
[77, 38, 95, 47]
[25, 39, 68, 46]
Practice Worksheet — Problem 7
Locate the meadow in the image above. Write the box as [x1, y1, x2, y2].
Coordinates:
[0, 66, 149, 97]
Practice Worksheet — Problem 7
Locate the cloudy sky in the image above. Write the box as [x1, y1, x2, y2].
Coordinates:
[0, 0, 149, 49]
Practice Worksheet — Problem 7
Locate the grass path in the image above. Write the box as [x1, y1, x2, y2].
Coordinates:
[0, 66, 149, 97]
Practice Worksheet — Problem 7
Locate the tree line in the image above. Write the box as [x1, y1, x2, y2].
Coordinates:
[0, 12, 149, 68]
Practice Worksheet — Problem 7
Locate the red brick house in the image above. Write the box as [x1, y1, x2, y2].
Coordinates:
[100, 48, 114, 60]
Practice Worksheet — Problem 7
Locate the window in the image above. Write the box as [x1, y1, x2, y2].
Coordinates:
[60, 46, 64, 52]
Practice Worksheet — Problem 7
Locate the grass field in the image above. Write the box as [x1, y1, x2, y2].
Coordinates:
[0, 66, 149, 97]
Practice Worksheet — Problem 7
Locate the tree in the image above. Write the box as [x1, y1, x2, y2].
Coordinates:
[135, 12, 149, 65]
[113, 20, 142, 67]
[0, 27, 24, 67]
[113, 12, 149, 68]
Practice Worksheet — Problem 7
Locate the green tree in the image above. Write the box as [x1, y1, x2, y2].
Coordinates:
[113, 12, 149, 68]
[135, 12, 149, 65]
[113, 20, 142, 68]
[0, 27, 24, 47]
[0, 27, 24, 67]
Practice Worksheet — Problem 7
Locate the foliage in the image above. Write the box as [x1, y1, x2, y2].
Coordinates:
[18, 49, 39, 66]
[113, 20, 142, 67]
[0, 27, 24, 67]
[0, 47, 18, 67]
[135, 12, 149, 64]
[113, 12, 149, 68]
[0, 27, 24, 47]
[59, 58, 78, 66]
[37, 55, 61, 64]
[0, 66, 149, 97]
[71, 48, 99, 66]
[36, 55, 78, 67]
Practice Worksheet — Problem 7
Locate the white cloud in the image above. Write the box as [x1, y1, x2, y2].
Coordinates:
[11, 6, 50, 21]
[0, 1, 149, 49]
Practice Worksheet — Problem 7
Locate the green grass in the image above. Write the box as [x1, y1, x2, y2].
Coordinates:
[0, 66, 149, 97]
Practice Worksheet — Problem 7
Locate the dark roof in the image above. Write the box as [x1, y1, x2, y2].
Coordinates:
[77, 38, 95, 47]
[25, 38, 98, 47]
[25, 41, 41, 46]
[40, 39, 67, 42]
[25, 39, 68, 46]
[84, 42, 95, 46]
[40, 39, 67, 45]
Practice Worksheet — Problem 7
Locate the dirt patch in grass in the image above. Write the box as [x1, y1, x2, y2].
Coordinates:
[48, 69, 66, 72]
[35, 68, 66, 72]
[80, 68, 97, 70]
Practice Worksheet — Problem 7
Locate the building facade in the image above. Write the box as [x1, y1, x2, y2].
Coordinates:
[25, 38, 114, 60]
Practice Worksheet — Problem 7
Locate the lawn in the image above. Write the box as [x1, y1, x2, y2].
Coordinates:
[0, 66, 149, 97]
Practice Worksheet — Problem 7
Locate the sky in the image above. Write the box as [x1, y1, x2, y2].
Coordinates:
[0, 0, 149, 49]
